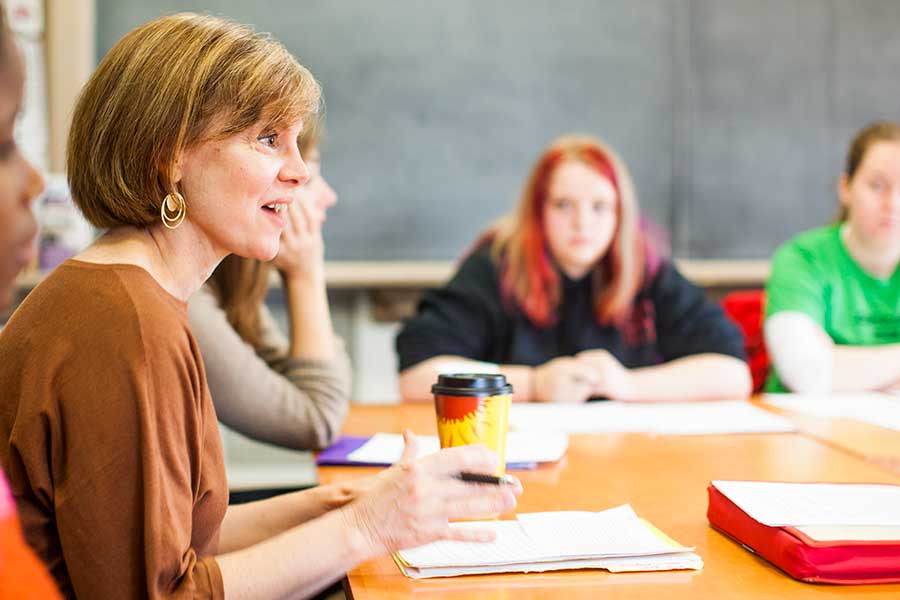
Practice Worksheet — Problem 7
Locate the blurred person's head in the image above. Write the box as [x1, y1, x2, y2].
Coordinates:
[67, 13, 320, 263]
[0, 5, 44, 307]
[838, 122, 900, 255]
[488, 134, 648, 328]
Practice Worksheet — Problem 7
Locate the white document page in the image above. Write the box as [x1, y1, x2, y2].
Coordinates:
[647, 401, 795, 435]
[398, 520, 547, 568]
[516, 505, 688, 558]
[398, 505, 693, 569]
[763, 393, 900, 432]
[712, 480, 900, 526]
[345, 431, 569, 465]
[509, 400, 794, 435]
[399, 551, 703, 579]
[794, 524, 900, 542]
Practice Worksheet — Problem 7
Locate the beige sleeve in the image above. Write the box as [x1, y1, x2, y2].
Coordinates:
[188, 287, 352, 450]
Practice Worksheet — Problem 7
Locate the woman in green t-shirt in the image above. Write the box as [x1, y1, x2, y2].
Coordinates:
[765, 121, 900, 392]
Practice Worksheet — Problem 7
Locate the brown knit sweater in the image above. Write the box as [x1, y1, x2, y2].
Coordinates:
[0, 260, 227, 599]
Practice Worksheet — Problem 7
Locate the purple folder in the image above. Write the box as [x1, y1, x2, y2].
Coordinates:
[316, 436, 537, 470]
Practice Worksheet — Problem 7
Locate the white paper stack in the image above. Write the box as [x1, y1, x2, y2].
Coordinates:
[763, 393, 900, 432]
[395, 505, 702, 579]
[346, 431, 569, 465]
[509, 400, 795, 435]
[711, 480, 900, 527]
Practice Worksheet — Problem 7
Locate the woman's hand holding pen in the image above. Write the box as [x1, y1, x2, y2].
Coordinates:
[341, 430, 521, 556]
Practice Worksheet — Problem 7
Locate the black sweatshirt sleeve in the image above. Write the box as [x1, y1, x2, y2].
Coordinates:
[396, 248, 505, 371]
[650, 262, 746, 361]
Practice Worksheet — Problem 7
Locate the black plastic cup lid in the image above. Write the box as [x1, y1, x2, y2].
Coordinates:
[431, 373, 513, 397]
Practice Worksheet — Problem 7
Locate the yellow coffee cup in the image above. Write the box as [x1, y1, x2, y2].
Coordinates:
[431, 373, 512, 475]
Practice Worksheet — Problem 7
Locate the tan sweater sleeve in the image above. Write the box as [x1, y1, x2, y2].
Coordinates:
[188, 286, 352, 450]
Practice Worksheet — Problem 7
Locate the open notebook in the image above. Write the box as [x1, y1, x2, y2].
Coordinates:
[395, 505, 702, 579]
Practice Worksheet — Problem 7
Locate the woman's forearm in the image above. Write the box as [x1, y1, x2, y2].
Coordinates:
[283, 270, 335, 361]
[398, 356, 533, 402]
[624, 354, 752, 402]
[218, 506, 371, 600]
[832, 344, 900, 391]
[219, 482, 356, 553]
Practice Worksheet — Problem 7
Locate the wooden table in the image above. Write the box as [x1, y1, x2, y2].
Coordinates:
[319, 404, 900, 599]
[755, 398, 900, 474]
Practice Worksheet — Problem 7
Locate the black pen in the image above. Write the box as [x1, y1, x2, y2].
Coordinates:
[456, 472, 520, 486]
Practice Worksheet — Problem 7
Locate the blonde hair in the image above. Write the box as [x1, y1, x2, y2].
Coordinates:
[484, 134, 646, 327]
[209, 115, 324, 347]
[67, 13, 321, 228]
[837, 121, 900, 222]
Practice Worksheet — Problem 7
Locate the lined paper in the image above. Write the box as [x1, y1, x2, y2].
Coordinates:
[396, 504, 701, 579]
[712, 480, 900, 526]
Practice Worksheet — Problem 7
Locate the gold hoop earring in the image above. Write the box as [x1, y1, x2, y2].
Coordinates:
[161, 191, 186, 229]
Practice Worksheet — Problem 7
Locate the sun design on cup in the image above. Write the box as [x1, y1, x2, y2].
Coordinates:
[437, 395, 511, 471]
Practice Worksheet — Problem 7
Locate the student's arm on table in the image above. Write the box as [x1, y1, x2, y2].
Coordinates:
[623, 262, 752, 402]
[766, 310, 900, 392]
[400, 354, 605, 404]
[576, 349, 751, 402]
[399, 355, 536, 402]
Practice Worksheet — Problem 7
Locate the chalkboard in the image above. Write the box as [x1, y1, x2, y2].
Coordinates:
[97, 0, 900, 260]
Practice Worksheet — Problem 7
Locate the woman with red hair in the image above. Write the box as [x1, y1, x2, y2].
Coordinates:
[397, 134, 751, 403]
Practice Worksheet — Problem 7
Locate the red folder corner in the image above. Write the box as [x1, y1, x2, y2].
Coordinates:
[707, 485, 900, 584]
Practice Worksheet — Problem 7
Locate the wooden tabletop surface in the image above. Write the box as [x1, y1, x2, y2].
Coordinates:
[319, 403, 900, 599]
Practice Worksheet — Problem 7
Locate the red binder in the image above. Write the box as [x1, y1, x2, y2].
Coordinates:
[707, 485, 900, 584]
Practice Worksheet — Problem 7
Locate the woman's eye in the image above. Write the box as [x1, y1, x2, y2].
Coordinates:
[258, 133, 278, 147]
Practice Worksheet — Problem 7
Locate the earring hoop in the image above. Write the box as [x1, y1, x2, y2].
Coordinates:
[161, 191, 186, 229]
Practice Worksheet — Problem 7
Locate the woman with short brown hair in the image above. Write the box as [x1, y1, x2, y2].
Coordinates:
[0, 13, 518, 599]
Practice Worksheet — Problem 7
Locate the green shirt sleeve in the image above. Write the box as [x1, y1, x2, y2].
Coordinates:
[765, 240, 826, 325]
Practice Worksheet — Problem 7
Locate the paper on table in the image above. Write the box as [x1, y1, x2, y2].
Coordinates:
[345, 431, 569, 465]
[397, 552, 704, 579]
[516, 505, 690, 558]
[763, 393, 900, 432]
[794, 524, 900, 542]
[396, 504, 701, 579]
[509, 400, 795, 435]
[712, 480, 900, 527]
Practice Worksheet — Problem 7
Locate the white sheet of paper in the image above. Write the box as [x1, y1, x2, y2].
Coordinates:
[763, 393, 900, 432]
[398, 504, 693, 570]
[712, 480, 900, 526]
[516, 505, 687, 558]
[794, 524, 900, 542]
[345, 431, 569, 465]
[399, 550, 703, 578]
[398, 520, 546, 568]
[509, 400, 794, 435]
